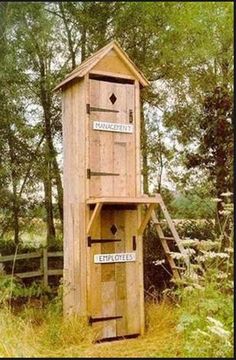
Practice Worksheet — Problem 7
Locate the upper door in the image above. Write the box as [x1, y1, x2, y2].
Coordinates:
[88, 78, 136, 198]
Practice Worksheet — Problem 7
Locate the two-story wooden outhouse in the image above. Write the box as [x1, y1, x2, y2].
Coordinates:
[54, 41, 162, 341]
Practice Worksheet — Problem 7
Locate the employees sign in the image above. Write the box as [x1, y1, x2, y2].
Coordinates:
[94, 252, 136, 264]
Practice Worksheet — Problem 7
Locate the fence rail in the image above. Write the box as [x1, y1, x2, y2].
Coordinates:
[0, 249, 63, 286]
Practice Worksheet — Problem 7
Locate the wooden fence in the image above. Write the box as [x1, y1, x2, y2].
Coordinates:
[0, 249, 63, 287]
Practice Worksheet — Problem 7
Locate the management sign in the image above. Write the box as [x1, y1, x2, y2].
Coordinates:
[93, 121, 134, 133]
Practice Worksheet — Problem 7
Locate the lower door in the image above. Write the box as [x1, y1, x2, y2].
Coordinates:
[88, 208, 141, 340]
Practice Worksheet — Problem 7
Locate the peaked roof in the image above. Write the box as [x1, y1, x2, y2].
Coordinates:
[54, 40, 149, 91]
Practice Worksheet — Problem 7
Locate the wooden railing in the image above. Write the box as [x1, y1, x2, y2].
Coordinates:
[0, 249, 63, 287]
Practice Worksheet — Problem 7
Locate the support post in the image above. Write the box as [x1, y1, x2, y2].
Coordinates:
[87, 202, 103, 234]
[43, 247, 48, 287]
[137, 203, 156, 235]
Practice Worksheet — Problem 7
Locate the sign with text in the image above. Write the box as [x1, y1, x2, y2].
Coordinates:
[93, 121, 133, 133]
[94, 252, 136, 264]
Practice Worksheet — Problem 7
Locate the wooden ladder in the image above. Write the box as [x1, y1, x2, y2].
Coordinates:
[151, 195, 190, 280]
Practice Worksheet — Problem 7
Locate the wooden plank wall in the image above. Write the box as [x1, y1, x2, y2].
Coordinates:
[135, 80, 141, 197]
[93, 49, 134, 76]
[62, 54, 144, 337]
[62, 79, 87, 316]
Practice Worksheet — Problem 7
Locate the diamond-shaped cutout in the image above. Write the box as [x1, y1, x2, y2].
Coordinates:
[109, 93, 117, 104]
[110, 224, 118, 235]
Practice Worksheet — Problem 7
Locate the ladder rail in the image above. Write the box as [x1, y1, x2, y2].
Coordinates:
[151, 210, 180, 280]
[158, 196, 190, 268]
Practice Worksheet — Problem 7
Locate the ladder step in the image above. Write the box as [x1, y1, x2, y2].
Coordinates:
[172, 266, 186, 271]
[153, 221, 161, 225]
[160, 237, 175, 241]
[166, 251, 181, 256]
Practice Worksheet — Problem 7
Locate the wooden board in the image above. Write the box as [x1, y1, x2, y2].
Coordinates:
[137, 205, 145, 335]
[88, 80, 136, 198]
[125, 210, 140, 335]
[114, 210, 127, 336]
[61, 43, 146, 339]
[62, 85, 74, 315]
[62, 79, 87, 316]
[101, 209, 116, 338]
[135, 80, 141, 196]
[88, 208, 102, 339]
[87, 196, 160, 205]
[88, 208, 143, 339]
[93, 49, 134, 77]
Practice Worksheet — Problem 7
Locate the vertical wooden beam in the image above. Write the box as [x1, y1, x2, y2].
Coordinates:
[135, 80, 141, 196]
[85, 74, 91, 319]
[85, 74, 90, 201]
[137, 205, 145, 335]
[43, 247, 48, 287]
[88, 206, 102, 339]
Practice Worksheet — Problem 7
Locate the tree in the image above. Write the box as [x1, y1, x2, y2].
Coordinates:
[160, 2, 233, 218]
[10, 2, 65, 244]
[0, 2, 44, 243]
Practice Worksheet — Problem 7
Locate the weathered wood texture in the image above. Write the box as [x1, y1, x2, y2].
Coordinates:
[54, 41, 149, 91]
[89, 79, 136, 197]
[93, 49, 134, 76]
[62, 79, 87, 316]
[0, 250, 63, 284]
[59, 42, 151, 340]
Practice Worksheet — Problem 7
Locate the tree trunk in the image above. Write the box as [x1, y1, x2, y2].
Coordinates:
[81, 25, 87, 61]
[7, 126, 20, 244]
[37, 54, 57, 245]
[43, 151, 55, 245]
[43, 135, 56, 246]
[13, 199, 20, 244]
[157, 154, 163, 219]
[59, 3, 76, 70]
[53, 157, 63, 228]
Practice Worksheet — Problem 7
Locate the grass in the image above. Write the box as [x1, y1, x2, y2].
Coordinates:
[0, 301, 182, 358]
[0, 208, 233, 358]
[0, 286, 233, 358]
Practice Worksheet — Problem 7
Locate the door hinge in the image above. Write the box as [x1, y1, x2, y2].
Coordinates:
[87, 168, 119, 179]
[89, 315, 122, 325]
[88, 236, 121, 247]
[90, 106, 119, 113]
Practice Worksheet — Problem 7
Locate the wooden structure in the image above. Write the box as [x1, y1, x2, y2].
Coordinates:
[55, 41, 188, 341]
[0, 249, 63, 286]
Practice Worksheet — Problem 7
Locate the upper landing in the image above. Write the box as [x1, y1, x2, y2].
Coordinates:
[86, 195, 161, 205]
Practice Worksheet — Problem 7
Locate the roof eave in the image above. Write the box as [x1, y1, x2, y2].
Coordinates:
[53, 40, 150, 91]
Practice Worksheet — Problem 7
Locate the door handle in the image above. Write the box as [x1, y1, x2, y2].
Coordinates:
[132, 236, 136, 250]
[129, 110, 133, 123]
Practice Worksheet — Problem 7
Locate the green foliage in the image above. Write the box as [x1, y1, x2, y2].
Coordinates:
[0, 1, 234, 245]
[0, 275, 49, 305]
[161, 2, 233, 200]
[175, 280, 233, 358]
[171, 194, 215, 219]
[173, 196, 233, 357]
[0, 300, 94, 357]
[174, 220, 215, 241]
